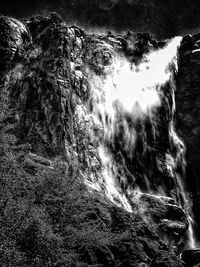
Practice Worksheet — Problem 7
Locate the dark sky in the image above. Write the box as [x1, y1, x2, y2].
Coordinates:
[1, 0, 200, 39]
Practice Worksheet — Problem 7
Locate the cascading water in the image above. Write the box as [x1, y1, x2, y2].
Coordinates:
[170, 124, 196, 249]
[85, 36, 196, 249]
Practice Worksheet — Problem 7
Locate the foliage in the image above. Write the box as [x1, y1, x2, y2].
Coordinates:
[0, 96, 116, 266]
[0, 86, 184, 267]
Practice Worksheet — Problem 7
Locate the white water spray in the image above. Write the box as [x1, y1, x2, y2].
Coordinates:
[86, 36, 196, 248]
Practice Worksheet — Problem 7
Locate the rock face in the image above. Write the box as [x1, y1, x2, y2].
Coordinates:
[0, 12, 197, 266]
[176, 33, 200, 238]
[0, 16, 30, 78]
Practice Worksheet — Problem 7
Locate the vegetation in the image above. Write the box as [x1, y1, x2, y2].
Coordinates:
[0, 107, 113, 266]
[0, 87, 184, 267]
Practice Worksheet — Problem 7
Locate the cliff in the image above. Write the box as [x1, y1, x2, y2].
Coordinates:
[176, 33, 200, 241]
[0, 13, 199, 267]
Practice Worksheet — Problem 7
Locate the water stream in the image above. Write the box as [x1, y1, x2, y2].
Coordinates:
[87, 36, 196, 249]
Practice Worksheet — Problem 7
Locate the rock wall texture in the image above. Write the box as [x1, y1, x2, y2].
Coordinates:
[176, 33, 200, 240]
[0, 12, 199, 266]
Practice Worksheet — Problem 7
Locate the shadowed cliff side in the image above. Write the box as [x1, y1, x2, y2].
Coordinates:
[176, 33, 200, 242]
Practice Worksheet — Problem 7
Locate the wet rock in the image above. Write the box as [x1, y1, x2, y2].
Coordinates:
[181, 35, 194, 48]
[129, 192, 188, 241]
[192, 33, 200, 42]
[176, 32, 200, 238]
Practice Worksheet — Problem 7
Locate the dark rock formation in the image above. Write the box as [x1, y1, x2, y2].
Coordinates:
[176, 33, 200, 239]
[181, 249, 200, 267]
[0, 12, 197, 266]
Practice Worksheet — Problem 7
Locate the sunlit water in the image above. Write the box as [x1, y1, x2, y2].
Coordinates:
[86, 36, 196, 249]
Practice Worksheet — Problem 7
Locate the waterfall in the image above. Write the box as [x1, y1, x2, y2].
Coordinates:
[85, 36, 196, 248]
[188, 216, 196, 248]
[175, 155, 196, 248]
